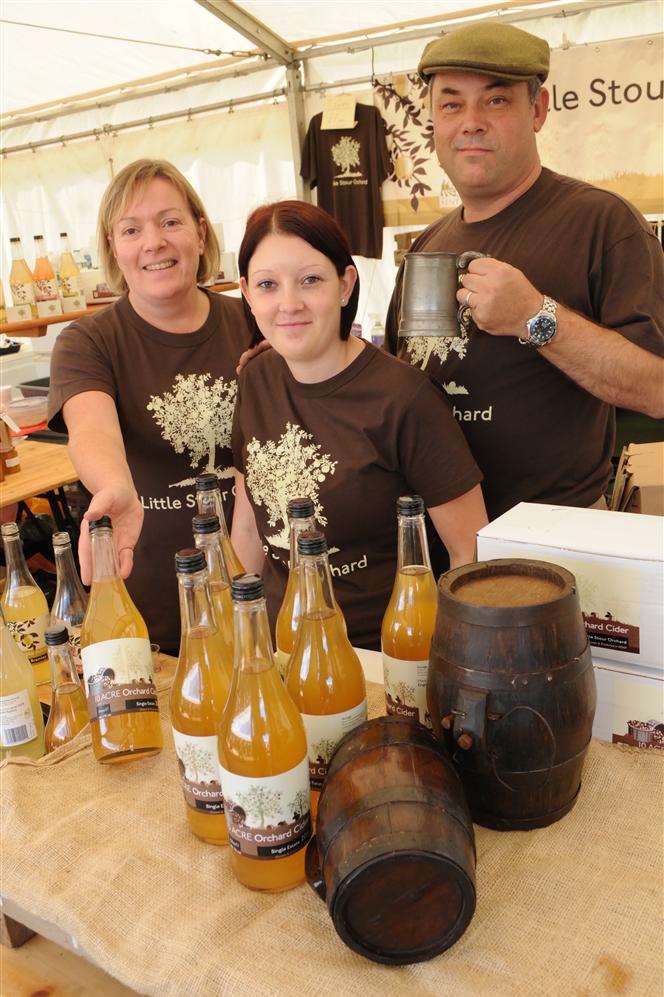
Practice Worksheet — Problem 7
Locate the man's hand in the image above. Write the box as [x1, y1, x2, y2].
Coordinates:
[457, 258, 542, 337]
[79, 483, 143, 585]
[236, 340, 272, 375]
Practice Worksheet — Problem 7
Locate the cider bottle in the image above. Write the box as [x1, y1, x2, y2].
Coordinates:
[286, 531, 367, 820]
[9, 237, 37, 318]
[219, 574, 311, 892]
[50, 531, 88, 677]
[381, 495, 438, 727]
[43, 625, 88, 752]
[171, 548, 233, 845]
[195, 473, 244, 579]
[80, 516, 162, 763]
[1, 522, 50, 684]
[0, 613, 45, 761]
[192, 514, 234, 656]
[32, 235, 60, 310]
[275, 497, 315, 678]
[58, 232, 82, 298]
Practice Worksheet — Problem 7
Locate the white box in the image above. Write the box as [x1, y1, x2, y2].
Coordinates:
[6, 304, 32, 322]
[593, 659, 664, 746]
[477, 503, 663, 672]
[36, 298, 62, 318]
[61, 294, 86, 313]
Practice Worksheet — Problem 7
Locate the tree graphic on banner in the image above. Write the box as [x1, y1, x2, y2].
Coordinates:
[237, 785, 282, 826]
[332, 136, 362, 178]
[146, 373, 237, 486]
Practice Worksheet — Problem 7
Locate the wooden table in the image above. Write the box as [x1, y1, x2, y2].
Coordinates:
[0, 439, 77, 507]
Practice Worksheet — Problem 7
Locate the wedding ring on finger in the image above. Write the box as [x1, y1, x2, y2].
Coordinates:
[465, 290, 474, 308]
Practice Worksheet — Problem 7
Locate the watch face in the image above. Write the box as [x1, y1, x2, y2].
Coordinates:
[529, 313, 556, 345]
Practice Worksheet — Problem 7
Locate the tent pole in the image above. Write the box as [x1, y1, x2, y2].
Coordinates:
[286, 64, 308, 202]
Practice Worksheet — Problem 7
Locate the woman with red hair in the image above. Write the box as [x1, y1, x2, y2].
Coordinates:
[231, 200, 487, 650]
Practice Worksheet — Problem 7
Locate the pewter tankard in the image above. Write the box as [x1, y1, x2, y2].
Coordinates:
[398, 251, 487, 338]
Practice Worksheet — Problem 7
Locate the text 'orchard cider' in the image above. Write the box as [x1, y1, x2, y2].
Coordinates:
[219, 574, 311, 892]
[285, 530, 367, 821]
[171, 548, 234, 845]
[381, 496, 438, 727]
[192, 514, 234, 657]
[1, 523, 50, 684]
[275, 497, 316, 678]
[44, 626, 88, 752]
[51, 531, 88, 677]
[195, 474, 244, 580]
[0, 613, 45, 761]
[80, 516, 162, 763]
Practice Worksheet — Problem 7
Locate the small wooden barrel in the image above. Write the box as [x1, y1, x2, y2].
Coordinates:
[428, 559, 596, 831]
[305, 716, 476, 965]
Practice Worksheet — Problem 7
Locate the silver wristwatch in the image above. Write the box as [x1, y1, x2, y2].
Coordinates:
[519, 296, 558, 348]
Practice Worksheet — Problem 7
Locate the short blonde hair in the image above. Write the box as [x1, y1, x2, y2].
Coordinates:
[97, 159, 219, 293]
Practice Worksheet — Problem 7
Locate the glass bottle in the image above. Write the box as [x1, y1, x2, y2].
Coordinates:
[0, 612, 45, 761]
[219, 574, 311, 892]
[381, 495, 438, 727]
[80, 516, 162, 763]
[0, 420, 21, 477]
[192, 514, 234, 657]
[1, 522, 50, 684]
[285, 530, 367, 820]
[274, 497, 316, 679]
[43, 625, 88, 752]
[9, 236, 37, 318]
[32, 235, 59, 308]
[50, 531, 88, 678]
[195, 473, 244, 580]
[0, 281, 7, 324]
[58, 232, 82, 298]
[171, 548, 234, 845]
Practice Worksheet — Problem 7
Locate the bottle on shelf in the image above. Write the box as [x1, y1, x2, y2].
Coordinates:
[9, 236, 37, 319]
[192, 514, 234, 656]
[80, 515, 162, 763]
[381, 495, 438, 728]
[275, 497, 316, 678]
[0, 612, 45, 761]
[219, 574, 311, 892]
[171, 548, 234, 845]
[1, 522, 50, 684]
[0, 418, 21, 477]
[0, 281, 6, 324]
[50, 531, 88, 678]
[32, 235, 61, 316]
[58, 232, 83, 310]
[285, 530, 367, 820]
[195, 473, 244, 580]
[43, 625, 88, 752]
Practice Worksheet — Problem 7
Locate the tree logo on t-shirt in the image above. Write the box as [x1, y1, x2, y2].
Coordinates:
[146, 372, 238, 486]
[404, 332, 469, 374]
[245, 422, 337, 550]
[331, 136, 363, 179]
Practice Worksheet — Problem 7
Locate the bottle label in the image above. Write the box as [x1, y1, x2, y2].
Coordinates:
[382, 652, 432, 728]
[0, 689, 38, 747]
[81, 637, 158, 722]
[5, 613, 49, 667]
[34, 278, 59, 302]
[274, 646, 291, 680]
[220, 756, 311, 859]
[301, 699, 367, 789]
[10, 281, 36, 306]
[60, 275, 81, 297]
[172, 729, 224, 814]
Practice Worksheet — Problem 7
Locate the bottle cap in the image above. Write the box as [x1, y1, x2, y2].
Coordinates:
[231, 573, 264, 601]
[297, 529, 327, 556]
[192, 514, 220, 534]
[52, 531, 72, 548]
[34, 234, 44, 240]
[287, 497, 315, 519]
[88, 516, 112, 532]
[397, 495, 425, 517]
[60, 231, 68, 238]
[45, 625, 69, 646]
[195, 473, 218, 492]
[175, 548, 206, 574]
[1, 522, 20, 539]
[9, 237, 20, 243]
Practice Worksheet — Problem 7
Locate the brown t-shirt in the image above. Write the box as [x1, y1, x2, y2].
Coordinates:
[385, 168, 664, 521]
[232, 342, 482, 650]
[301, 104, 391, 259]
[48, 290, 252, 651]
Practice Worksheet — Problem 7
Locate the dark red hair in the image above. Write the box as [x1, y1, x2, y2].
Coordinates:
[238, 200, 360, 342]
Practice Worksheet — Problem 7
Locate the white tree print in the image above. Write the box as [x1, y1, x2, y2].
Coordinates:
[177, 743, 218, 783]
[332, 136, 362, 178]
[245, 423, 337, 550]
[405, 331, 469, 372]
[146, 373, 237, 487]
[237, 785, 282, 827]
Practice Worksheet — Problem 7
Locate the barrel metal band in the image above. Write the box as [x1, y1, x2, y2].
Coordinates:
[430, 642, 592, 693]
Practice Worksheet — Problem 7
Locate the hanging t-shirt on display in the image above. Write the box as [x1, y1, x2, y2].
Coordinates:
[300, 103, 391, 259]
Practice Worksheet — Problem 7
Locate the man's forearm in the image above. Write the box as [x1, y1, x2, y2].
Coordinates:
[68, 428, 136, 497]
[542, 306, 664, 418]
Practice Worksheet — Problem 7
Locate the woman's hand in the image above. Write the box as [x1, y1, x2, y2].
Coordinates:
[79, 483, 144, 584]
[236, 340, 272, 375]
[230, 472, 265, 574]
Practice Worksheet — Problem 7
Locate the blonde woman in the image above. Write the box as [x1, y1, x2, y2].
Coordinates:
[48, 159, 252, 651]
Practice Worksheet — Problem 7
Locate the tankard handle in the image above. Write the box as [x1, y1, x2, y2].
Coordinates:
[457, 250, 488, 274]
[456, 252, 487, 333]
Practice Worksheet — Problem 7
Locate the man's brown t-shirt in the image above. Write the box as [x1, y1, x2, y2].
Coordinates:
[48, 290, 252, 650]
[301, 103, 391, 259]
[385, 168, 664, 521]
[232, 343, 482, 650]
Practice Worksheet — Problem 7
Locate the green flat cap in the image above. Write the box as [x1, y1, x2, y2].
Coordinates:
[419, 22, 550, 84]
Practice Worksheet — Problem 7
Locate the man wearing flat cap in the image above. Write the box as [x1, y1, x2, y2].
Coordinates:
[385, 22, 664, 526]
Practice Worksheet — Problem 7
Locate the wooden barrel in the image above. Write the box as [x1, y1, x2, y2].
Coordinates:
[305, 715, 476, 965]
[427, 559, 597, 831]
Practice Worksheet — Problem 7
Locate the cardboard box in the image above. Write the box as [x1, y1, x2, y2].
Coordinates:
[593, 659, 664, 746]
[36, 299, 62, 318]
[611, 442, 664, 516]
[477, 503, 663, 672]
